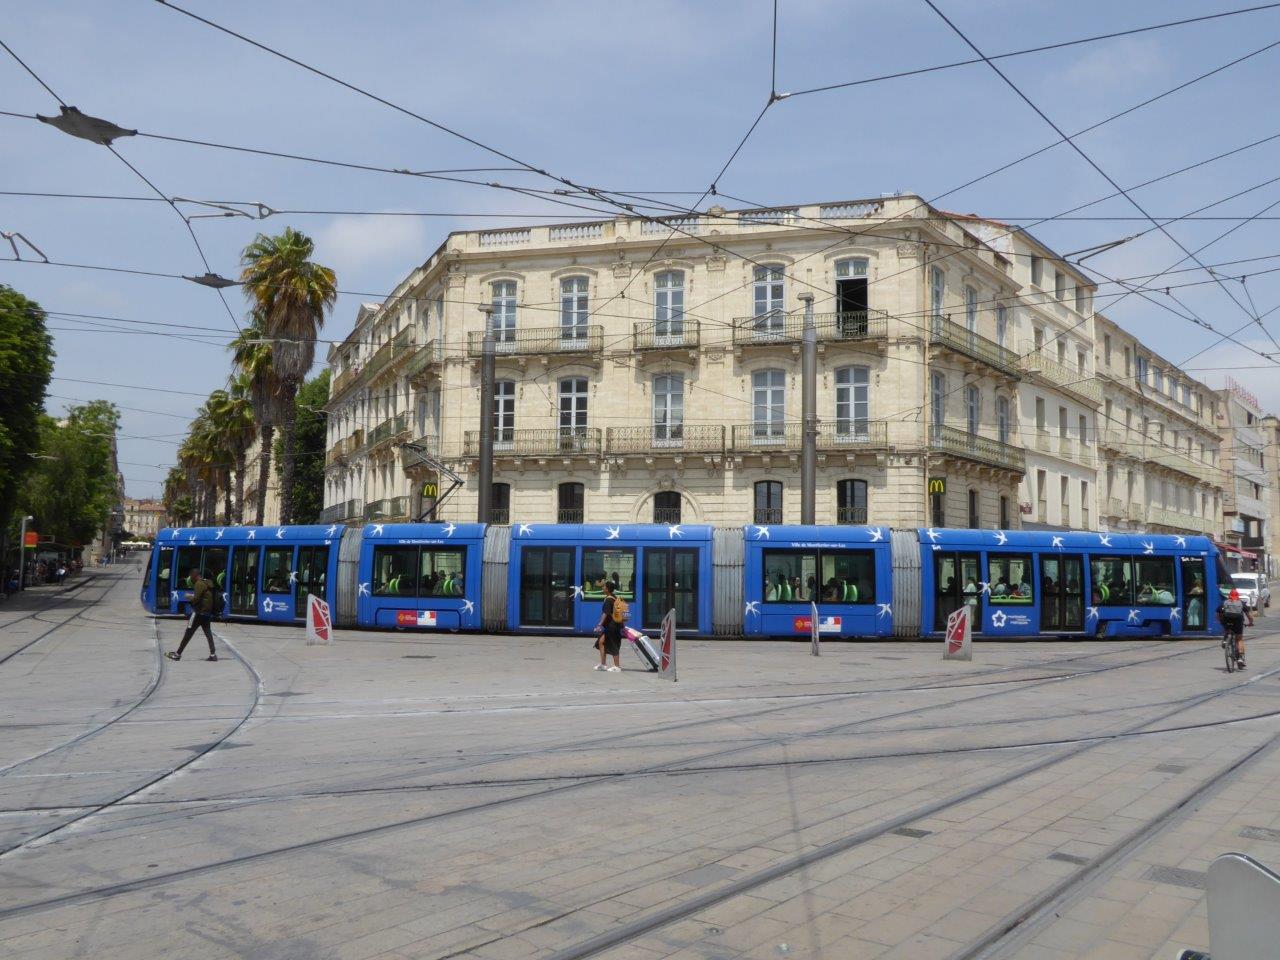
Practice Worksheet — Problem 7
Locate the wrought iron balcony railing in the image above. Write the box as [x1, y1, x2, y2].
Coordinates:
[366, 412, 410, 451]
[606, 424, 725, 455]
[556, 509, 585, 523]
[466, 325, 603, 358]
[404, 339, 443, 382]
[928, 315, 1022, 378]
[318, 498, 364, 524]
[929, 424, 1026, 473]
[632, 320, 700, 351]
[729, 420, 889, 453]
[463, 427, 603, 458]
[364, 496, 410, 521]
[837, 506, 869, 525]
[730, 310, 889, 347]
[1020, 345, 1103, 406]
[653, 507, 682, 524]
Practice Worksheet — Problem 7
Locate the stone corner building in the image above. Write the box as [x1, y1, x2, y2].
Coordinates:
[320, 195, 1226, 537]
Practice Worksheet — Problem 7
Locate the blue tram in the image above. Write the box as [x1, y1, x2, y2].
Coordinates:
[141, 522, 1230, 640]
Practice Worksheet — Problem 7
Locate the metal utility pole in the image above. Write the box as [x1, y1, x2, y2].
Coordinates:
[799, 292, 817, 525]
[476, 303, 496, 524]
[17, 515, 33, 590]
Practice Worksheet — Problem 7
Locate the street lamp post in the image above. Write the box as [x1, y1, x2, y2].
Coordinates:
[798, 292, 817, 525]
[477, 303, 496, 525]
[17, 515, 34, 590]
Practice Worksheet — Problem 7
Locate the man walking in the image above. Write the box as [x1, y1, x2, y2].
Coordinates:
[167, 567, 218, 662]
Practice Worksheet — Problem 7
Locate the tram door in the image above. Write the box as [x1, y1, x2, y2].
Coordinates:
[229, 547, 260, 616]
[1180, 556, 1208, 631]
[933, 552, 982, 632]
[1040, 555, 1084, 632]
[156, 546, 175, 610]
[643, 548, 699, 629]
[521, 547, 575, 627]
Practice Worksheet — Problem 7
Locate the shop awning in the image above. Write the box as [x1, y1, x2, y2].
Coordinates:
[1214, 540, 1259, 561]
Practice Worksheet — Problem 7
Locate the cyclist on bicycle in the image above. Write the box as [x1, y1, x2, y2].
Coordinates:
[1218, 588, 1254, 667]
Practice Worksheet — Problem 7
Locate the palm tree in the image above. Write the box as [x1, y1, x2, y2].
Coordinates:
[230, 311, 284, 526]
[206, 380, 256, 525]
[240, 228, 336, 525]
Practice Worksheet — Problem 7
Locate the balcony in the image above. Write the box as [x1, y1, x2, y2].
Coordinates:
[463, 427, 603, 459]
[632, 320, 700, 352]
[1035, 430, 1051, 453]
[607, 424, 725, 456]
[730, 420, 890, 454]
[930, 424, 1026, 474]
[364, 497, 410, 522]
[1058, 436, 1074, 459]
[1146, 443, 1213, 481]
[330, 365, 360, 399]
[1147, 507, 1211, 534]
[466, 325, 603, 360]
[318, 498, 364, 524]
[1020, 346, 1103, 406]
[363, 328, 418, 385]
[325, 430, 364, 468]
[400, 434, 440, 472]
[730, 310, 889, 349]
[556, 509, 585, 524]
[928, 315, 1021, 379]
[1105, 497, 1126, 519]
[366, 413, 410, 453]
[837, 506, 869, 525]
[404, 339, 443, 384]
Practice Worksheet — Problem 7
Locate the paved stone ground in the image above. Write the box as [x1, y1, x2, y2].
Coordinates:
[1, 569, 1279, 959]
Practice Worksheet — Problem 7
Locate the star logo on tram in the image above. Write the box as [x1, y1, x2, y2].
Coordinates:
[572, 585, 585, 599]
[605, 526, 620, 540]
[877, 603, 893, 618]
[991, 610, 1008, 628]
[925, 528, 941, 542]
[275, 527, 287, 539]
[215, 529, 225, 540]
[867, 527, 884, 542]
[1098, 534, 1112, 547]
[744, 601, 760, 617]
[462, 599, 475, 615]
[288, 570, 298, 584]
[1086, 606, 1099, 621]
[753, 526, 770, 540]
[358, 582, 370, 597]
[978, 581, 992, 595]
[326, 524, 339, 537]
[1170, 607, 1181, 621]
[1127, 609, 1141, 624]
[370, 523, 385, 537]
[1141, 541, 1154, 555]
[1050, 536, 1064, 549]
[247, 530, 256, 540]
[171, 529, 183, 539]
[994, 531, 1008, 545]
[667, 524, 683, 539]
[442, 522, 456, 538]
[262, 598, 277, 613]
[517, 523, 534, 536]
[1174, 535, 1187, 548]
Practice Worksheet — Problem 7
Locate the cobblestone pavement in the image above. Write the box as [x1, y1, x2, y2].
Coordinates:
[1, 570, 1279, 959]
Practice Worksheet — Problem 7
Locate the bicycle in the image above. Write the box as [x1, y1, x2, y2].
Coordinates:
[1222, 623, 1248, 673]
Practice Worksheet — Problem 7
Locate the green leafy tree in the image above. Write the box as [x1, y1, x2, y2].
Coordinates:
[273, 369, 329, 524]
[240, 227, 336, 525]
[22, 401, 121, 548]
[0, 285, 54, 570]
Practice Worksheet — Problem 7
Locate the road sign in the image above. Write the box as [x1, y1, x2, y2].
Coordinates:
[928, 476, 946, 496]
[23, 531, 38, 547]
[306, 594, 331, 645]
[943, 604, 972, 661]
[660, 608, 677, 682]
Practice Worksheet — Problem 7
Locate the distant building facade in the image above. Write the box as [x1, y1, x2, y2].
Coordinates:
[1217, 380, 1271, 573]
[123, 497, 166, 540]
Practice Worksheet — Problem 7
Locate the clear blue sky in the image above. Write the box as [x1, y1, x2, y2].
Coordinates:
[4, 1, 1280, 498]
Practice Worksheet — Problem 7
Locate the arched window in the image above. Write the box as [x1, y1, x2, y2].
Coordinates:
[752, 264, 785, 334]
[494, 380, 515, 448]
[654, 271, 685, 340]
[653, 490, 681, 524]
[754, 481, 783, 525]
[557, 482, 584, 524]
[835, 366, 869, 440]
[560, 277, 588, 342]
[752, 369, 785, 442]
[491, 280, 517, 345]
[490, 483, 511, 525]
[837, 479, 867, 525]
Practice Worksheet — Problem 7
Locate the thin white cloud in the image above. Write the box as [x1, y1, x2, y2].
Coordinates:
[1058, 37, 1169, 95]
[313, 214, 430, 275]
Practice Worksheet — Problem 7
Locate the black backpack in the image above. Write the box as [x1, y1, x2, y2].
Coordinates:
[208, 582, 225, 617]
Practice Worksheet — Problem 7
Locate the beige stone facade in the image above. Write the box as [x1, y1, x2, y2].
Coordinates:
[241, 429, 282, 527]
[317, 196, 1249, 541]
[323, 196, 1036, 530]
[1262, 414, 1280, 578]
[1216, 384, 1270, 573]
[1094, 314, 1224, 540]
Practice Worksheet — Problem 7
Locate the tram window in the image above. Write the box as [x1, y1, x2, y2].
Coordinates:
[1214, 554, 1232, 599]
[820, 551, 875, 603]
[1090, 556, 1133, 605]
[1134, 557, 1176, 606]
[296, 545, 328, 610]
[175, 547, 202, 587]
[582, 548, 635, 600]
[372, 546, 418, 596]
[988, 554, 1033, 604]
[419, 547, 466, 597]
[762, 550, 817, 602]
[204, 546, 229, 593]
[263, 547, 294, 594]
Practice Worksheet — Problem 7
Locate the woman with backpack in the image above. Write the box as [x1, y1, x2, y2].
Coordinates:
[594, 580, 625, 673]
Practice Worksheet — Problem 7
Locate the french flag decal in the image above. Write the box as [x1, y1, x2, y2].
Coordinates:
[819, 616, 842, 634]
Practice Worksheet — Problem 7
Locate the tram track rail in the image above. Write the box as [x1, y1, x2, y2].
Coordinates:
[0, 576, 118, 668]
[0, 632, 1258, 922]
